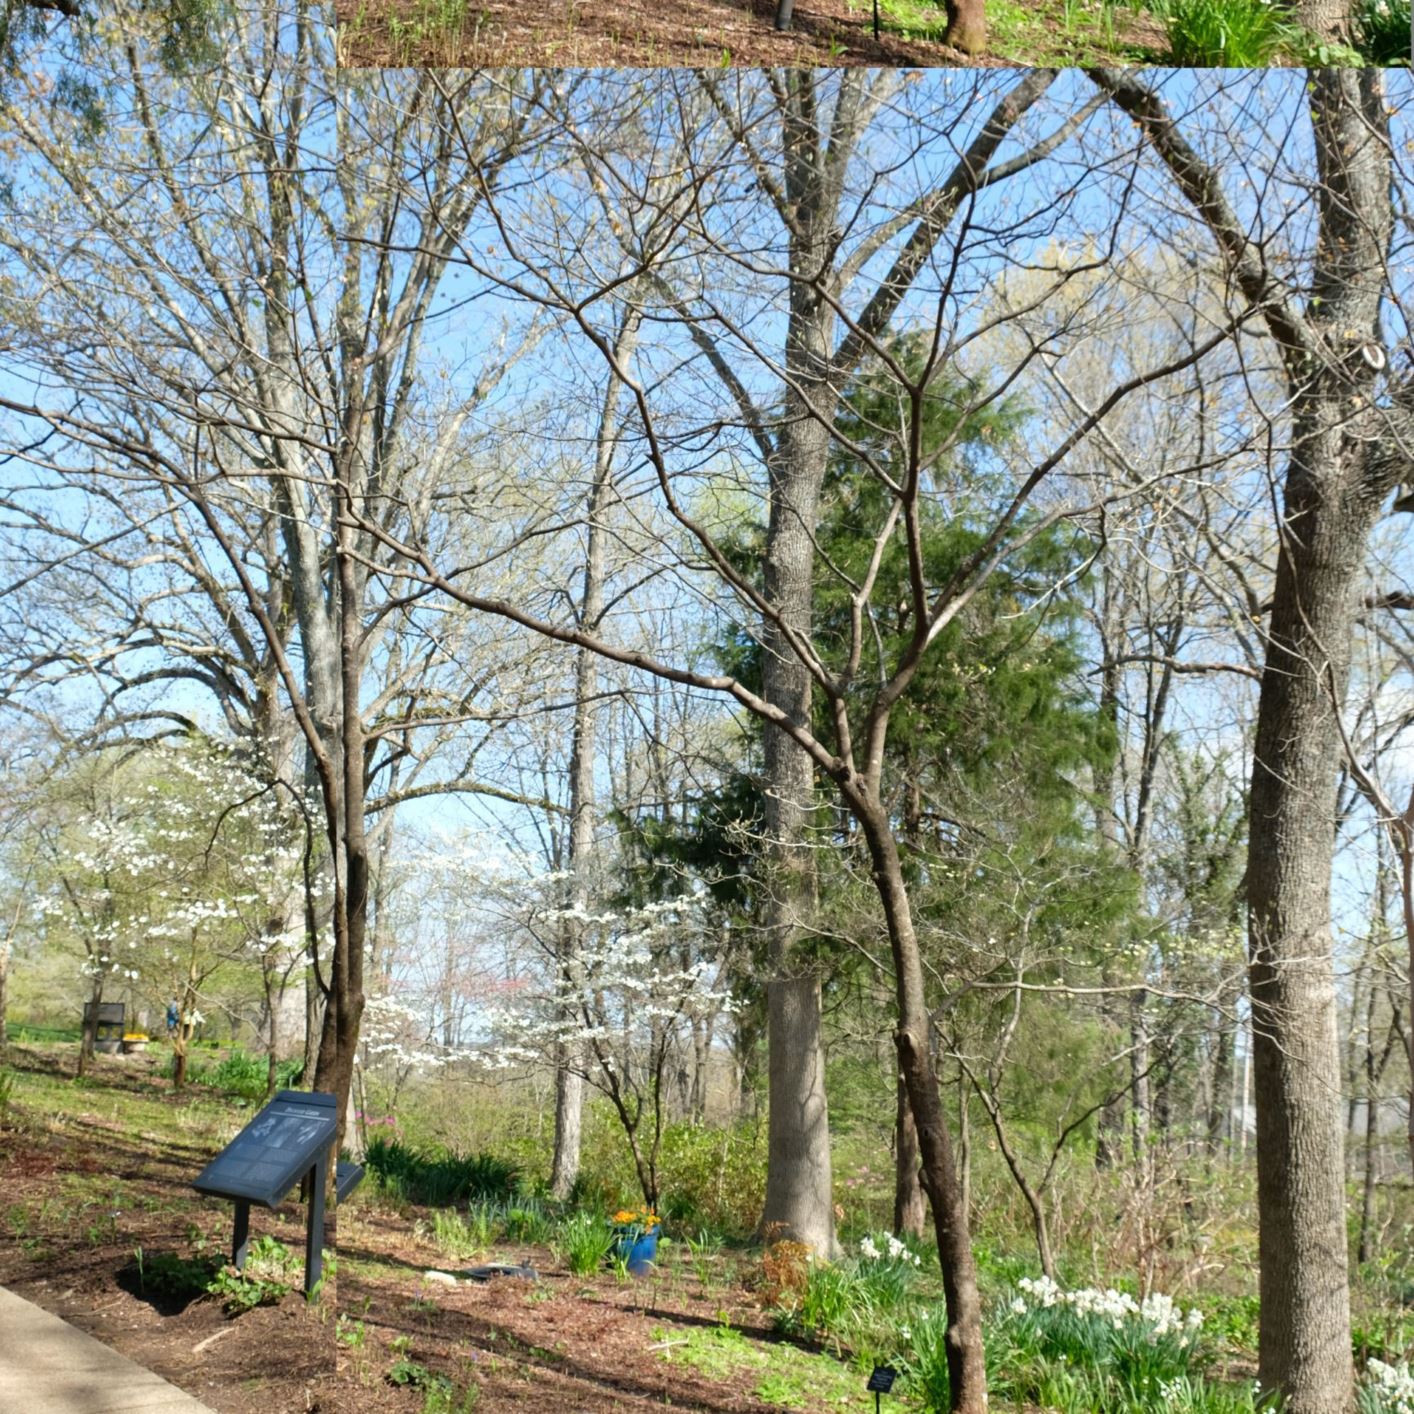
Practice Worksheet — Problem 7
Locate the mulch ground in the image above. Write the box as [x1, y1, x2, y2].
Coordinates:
[0, 1046, 846, 1412]
[334, 0, 1002, 69]
[0, 1049, 339, 1412]
[336, 1199, 821, 1412]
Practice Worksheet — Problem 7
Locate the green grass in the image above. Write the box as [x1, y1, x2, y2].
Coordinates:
[985, 0, 1152, 63]
[1146, 0, 1302, 63]
[5, 1023, 80, 1044]
[653, 1322, 862, 1409]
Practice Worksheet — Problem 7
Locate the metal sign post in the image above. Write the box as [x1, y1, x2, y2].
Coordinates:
[193, 1089, 339, 1298]
[866, 1365, 897, 1414]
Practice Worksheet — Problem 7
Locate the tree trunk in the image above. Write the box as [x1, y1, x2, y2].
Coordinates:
[303, 966, 322, 1087]
[756, 78, 844, 1257]
[1207, 1009, 1234, 1158]
[893, 1067, 926, 1241]
[551, 305, 637, 1200]
[1125, 989, 1148, 1165]
[1094, 67, 1397, 1412]
[945, 0, 986, 54]
[1093, 572, 1127, 1170]
[691, 1015, 712, 1121]
[1296, 0, 1352, 43]
[1357, 979, 1381, 1266]
[857, 798, 986, 1414]
[1398, 822, 1414, 1186]
[550, 1063, 584, 1201]
[77, 969, 103, 1079]
[266, 969, 280, 1101]
[310, 437, 370, 1154]
[1243, 71, 1396, 1414]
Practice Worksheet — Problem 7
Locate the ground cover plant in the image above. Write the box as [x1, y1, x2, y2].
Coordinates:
[363, 1137, 521, 1207]
[5, 1017, 1414, 1412]
[179, 1049, 305, 1103]
[332, 0, 1399, 67]
[0, 1043, 341, 1412]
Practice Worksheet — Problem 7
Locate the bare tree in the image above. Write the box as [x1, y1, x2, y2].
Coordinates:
[354, 68, 1253, 1412]
[1089, 65, 1411, 1414]
[0, 31, 554, 1139]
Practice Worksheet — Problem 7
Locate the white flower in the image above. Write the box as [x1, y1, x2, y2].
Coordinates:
[1009, 1277, 1201, 1344]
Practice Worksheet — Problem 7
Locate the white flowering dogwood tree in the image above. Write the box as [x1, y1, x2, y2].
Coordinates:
[483, 884, 735, 1208]
[31, 739, 314, 1084]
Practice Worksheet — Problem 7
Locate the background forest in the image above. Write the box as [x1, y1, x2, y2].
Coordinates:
[0, 36, 1412, 1414]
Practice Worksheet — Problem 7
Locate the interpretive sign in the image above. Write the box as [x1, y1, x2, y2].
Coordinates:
[192, 1089, 336, 1296]
[336, 1160, 365, 1204]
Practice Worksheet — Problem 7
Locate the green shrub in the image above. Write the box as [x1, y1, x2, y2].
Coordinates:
[654, 1122, 766, 1236]
[0, 1069, 16, 1120]
[364, 1137, 520, 1206]
[176, 1049, 303, 1102]
[1150, 0, 1301, 64]
[555, 1211, 616, 1276]
[1355, 0, 1411, 62]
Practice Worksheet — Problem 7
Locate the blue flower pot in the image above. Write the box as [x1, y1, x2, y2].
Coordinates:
[613, 1228, 659, 1276]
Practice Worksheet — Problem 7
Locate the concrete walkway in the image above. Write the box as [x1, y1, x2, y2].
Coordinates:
[0, 1284, 218, 1413]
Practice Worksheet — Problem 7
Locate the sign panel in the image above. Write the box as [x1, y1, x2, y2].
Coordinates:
[866, 1366, 898, 1394]
[335, 1161, 365, 1204]
[193, 1090, 337, 1209]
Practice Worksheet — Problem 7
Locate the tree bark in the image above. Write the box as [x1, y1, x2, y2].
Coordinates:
[894, 1068, 926, 1240]
[551, 304, 638, 1200]
[945, 0, 986, 54]
[757, 79, 840, 1258]
[856, 799, 985, 1414]
[1296, 0, 1352, 43]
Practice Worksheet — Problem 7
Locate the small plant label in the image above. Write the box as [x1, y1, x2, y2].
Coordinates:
[866, 1365, 897, 1393]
